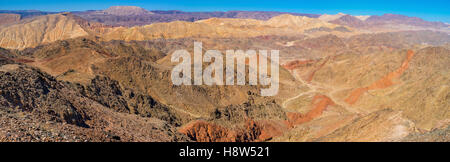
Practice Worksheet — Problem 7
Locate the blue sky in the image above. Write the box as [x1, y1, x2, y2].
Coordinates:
[0, 0, 449, 22]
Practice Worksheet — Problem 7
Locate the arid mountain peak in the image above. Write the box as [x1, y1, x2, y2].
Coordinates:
[329, 15, 367, 28]
[0, 13, 89, 49]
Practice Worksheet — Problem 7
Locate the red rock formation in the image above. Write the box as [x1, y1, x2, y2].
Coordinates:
[179, 94, 335, 142]
[178, 121, 236, 142]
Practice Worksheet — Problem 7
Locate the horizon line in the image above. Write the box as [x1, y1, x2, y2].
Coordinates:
[0, 7, 448, 24]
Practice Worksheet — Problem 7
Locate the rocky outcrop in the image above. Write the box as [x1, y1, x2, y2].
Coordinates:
[80, 76, 188, 126]
[0, 63, 189, 141]
[0, 64, 89, 127]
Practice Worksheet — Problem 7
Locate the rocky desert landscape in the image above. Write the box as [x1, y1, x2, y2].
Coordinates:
[0, 6, 448, 142]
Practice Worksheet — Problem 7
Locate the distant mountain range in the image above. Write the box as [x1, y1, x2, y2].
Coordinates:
[0, 6, 448, 50]
[0, 12, 348, 49]
[0, 6, 447, 28]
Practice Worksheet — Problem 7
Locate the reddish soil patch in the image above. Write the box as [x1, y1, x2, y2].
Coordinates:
[344, 87, 369, 105]
[345, 50, 414, 105]
[282, 59, 315, 70]
[286, 95, 335, 127]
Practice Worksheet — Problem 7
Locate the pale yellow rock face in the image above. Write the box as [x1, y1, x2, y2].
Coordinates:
[0, 14, 89, 49]
[103, 14, 348, 41]
[266, 14, 339, 29]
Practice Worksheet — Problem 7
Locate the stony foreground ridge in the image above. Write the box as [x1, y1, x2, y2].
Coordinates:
[0, 60, 189, 141]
